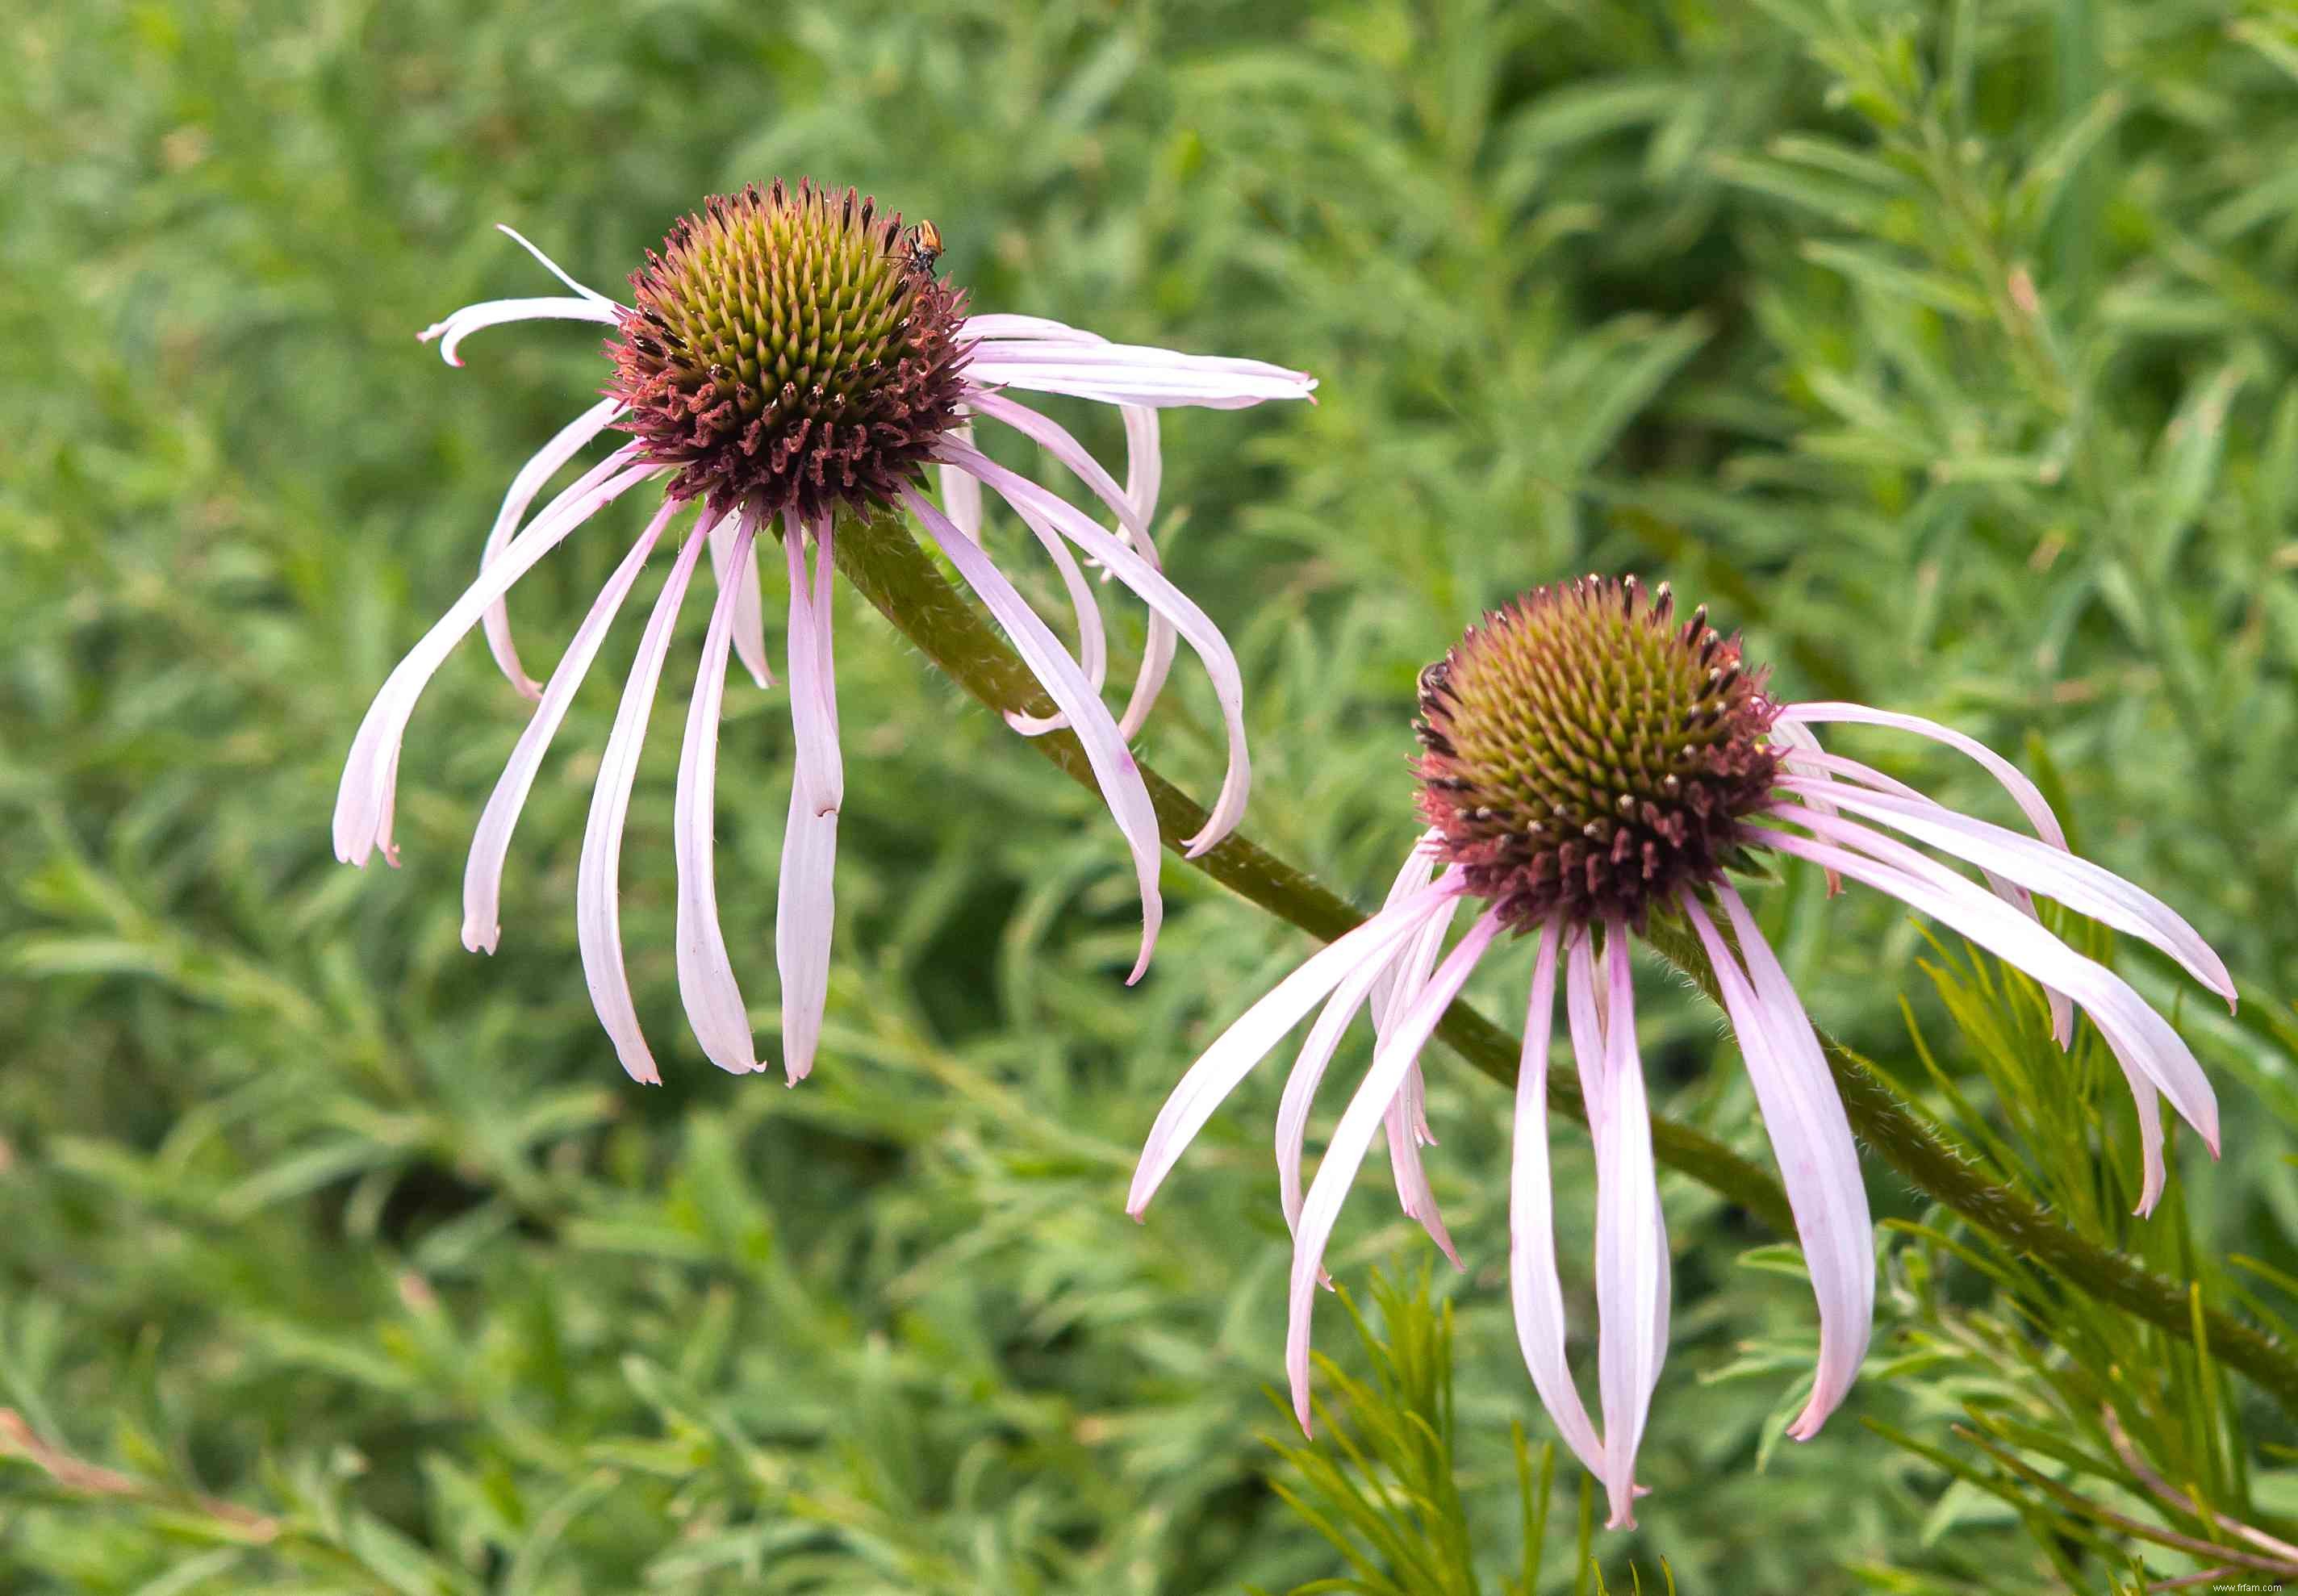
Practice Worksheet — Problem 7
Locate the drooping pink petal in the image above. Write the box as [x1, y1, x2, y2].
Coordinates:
[418, 296, 624, 367]
[1113, 404, 1176, 738]
[1276, 934, 1416, 1243]
[805, 514, 841, 746]
[1774, 703, 2067, 849]
[959, 391, 1150, 542]
[672, 516, 763, 1076]
[1364, 856, 1463, 1258]
[1289, 910, 1503, 1433]
[900, 483, 1166, 984]
[1402, 1057, 1437, 1147]
[1682, 887, 1873, 1440]
[933, 450, 1109, 737]
[1766, 719, 1843, 896]
[574, 514, 714, 1086]
[1507, 918, 1608, 1479]
[493, 225, 615, 303]
[942, 441, 1253, 856]
[965, 338, 1319, 408]
[461, 496, 681, 953]
[1366, 830, 1444, 1027]
[938, 418, 985, 543]
[1761, 818, 2219, 1160]
[1565, 931, 1608, 1139]
[1561, 928, 1669, 1451]
[1588, 925, 1665, 1530]
[1122, 404, 1163, 529]
[958, 313, 1087, 342]
[1114, 532, 1178, 741]
[478, 398, 628, 699]
[2123, 1069, 2170, 1214]
[708, 504, 773, 690]
[1776, 777, 2233, 1005]
[1131, 875, 1463, 1217]
[332, 455, 655, 867]
[778, 515, 844, 1086]
[1781, 743, 2072, 1043]
[948, 326, 1180, 732]
[1381, 1087, 1465, 1270]
[1278, 840, 1448, 1238]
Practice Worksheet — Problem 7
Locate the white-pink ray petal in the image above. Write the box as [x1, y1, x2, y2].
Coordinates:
[1114, 401, 1172, 736]
[944, 461, 1110, 736]
[1381, 1081, 1464, 1269]
[478, 398, 628, 699]
[419, 297, 624, 368]
[1589, 926, 1664, 1529]
[1684, 887, 1873, 1440]
[332, 455, 655, 867]
[671, 516, 764, 1076]
[1132, 875, 1462, 1217]
[1565, 931, 1608, 1139]
[778, 516, 845, 1085]
[574, 514, 714, 1086]
[493, 224, 616, 303]
[1289, 909, 1504, 1432]
[1774, 703, 2067, 850]
[938, 418, 985, 543]
[1761, 819, 2218, 1159]
[1279, 841, 1449, 1239]
[959, 390, 1150, 542]
[1277, 900, 1452, 1285]
[1121, 404, 1164, 530]
[1776, 777, 2233, 1005]
[1276, 931, 1418, 1243]
[963, 339, 1318, 409]
[901, 483, 1166, 984]
[1367, 832, 1446, 1039]
[1365, 863, 1462, 1257]
[1780, 743, 2072, 1043]
[1507, 919, 1608, 1477]
[958, 313, 1088, 342]
[708, 505, 773, 690]
[461, 496, 680, 954]
[943, 441, 1253, 855]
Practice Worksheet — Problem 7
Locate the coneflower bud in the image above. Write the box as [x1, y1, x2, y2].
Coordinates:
[608, 178, 970, 521]
[1414, 574, 1780, 930]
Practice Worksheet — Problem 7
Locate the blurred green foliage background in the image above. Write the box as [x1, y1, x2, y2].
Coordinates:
[6, 0, 2298, 1590]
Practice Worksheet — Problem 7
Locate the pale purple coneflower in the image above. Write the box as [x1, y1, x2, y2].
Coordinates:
[1125, 574, 2233, 1528]
[331, 179, 1314, 1084]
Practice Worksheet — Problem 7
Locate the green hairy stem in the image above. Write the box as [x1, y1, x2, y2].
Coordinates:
[831, 503, 2298, 1414]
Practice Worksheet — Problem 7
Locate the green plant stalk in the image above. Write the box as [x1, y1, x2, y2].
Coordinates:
[830, 504, 2298, 1413]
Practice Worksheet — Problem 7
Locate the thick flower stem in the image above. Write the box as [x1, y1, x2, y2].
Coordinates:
[832, 504, 2298, 1414]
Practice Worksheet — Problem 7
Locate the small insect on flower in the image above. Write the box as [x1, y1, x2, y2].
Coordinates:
[1127, 574, 2235, 1531]
[332, 179, 1317, 1088]
[905, 218, 942, 278]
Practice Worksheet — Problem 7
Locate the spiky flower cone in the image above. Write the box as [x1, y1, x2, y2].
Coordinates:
[1414, 575, 1778, 930]
[608, 178, 970, 521]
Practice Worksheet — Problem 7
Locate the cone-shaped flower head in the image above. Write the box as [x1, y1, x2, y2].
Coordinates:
[609, 181, 971, 520]
[1127, 574, 2233, 1531]
[333, 182, 1315, 1087]
[1416, 577, 1777, 930]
